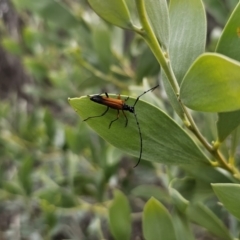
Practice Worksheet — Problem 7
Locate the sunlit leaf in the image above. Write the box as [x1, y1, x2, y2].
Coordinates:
[68, 94, 209, 166]
[143, 197, 176, 240]
[180, 53, 240, 112]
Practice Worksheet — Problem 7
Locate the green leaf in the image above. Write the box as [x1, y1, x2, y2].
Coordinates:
[136, 47, 160, 82]
[169, 187, 189, 213]
[92, 24, 112, 73]
[217, 111, 240, 142]
[212, 183, 240, 220]
[131, 185, 170, 203]
[162, 0, 206, 119]
[144, 0, 170, 50]
[182, 164, 234, 184]
[143, 197, 176, 240]
[187, 203, 233, 240]
[216, 2, 240, 141]
[3, 181, 24, 196]
[172, 212, 195, 240]
[109, 190, 131, 240]
[68, 95, 209, 166]
[36, 188, 78, 208]
[13, 0, 79, 28]
[216, 2, 240, 62]
[202, 0, 230, 25]
[88, 0, 134, 30]
[169, 0, 206, 83]
[18, 157, 33, 196]
[180, 53, 240, 112]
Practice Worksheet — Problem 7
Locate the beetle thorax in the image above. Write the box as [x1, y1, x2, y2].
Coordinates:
[123, 104, 134, 113]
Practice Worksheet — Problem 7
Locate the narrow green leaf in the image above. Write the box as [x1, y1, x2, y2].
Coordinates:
[143, 197, 176, 240]
[212, 183, 240, 220]
[36, 188, 78, 208]
[144, 0, 170, 50]
[187, 202, 232, 240]
[3, 181, 24, 195]
[18, 157, 33, 196]
[180, 53, 240, 112]
[172, 212, 195, 240]
[169, 187, 189, 213]
[13, 0, 79, 28]
[131, 185, 170, 203]
[216, 2, 240, 141]
[88, 0, 134, 30]
[92, 24, 112, 73]
[217, 111, 240, 142]
[169, 0, 206, 83]
[216, 2, 240, 62]
[68, 95, 209, 166]
[109, 190, 131, 240]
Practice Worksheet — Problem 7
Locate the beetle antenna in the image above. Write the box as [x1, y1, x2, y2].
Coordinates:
[133, 85, 159, 107]
[133, 112, 142, 168]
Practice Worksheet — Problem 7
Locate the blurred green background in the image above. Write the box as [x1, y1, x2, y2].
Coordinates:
[0, 0, 239, 239]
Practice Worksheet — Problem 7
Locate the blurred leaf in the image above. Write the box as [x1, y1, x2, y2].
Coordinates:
[109, 190, 131, 240]
[131, 185, 170, 203]
[203, 0, 235, 25]
[187, 202, 233, 240]
[36, 188, 78, 208]
[215, 2, 240, 141]
[43, 109, 55, 143]
[18, 157, 33, 196]
[216, 2, 240, 62]
[182, 164, 234, 184]
[172, 212, 195, 240]
[40, 200, 57, 230]
[144, 0, 170, 50]
[169, 187, 189, 213]
[13, 0, 79, 28]
[212, 183, 240, 220]
[217, 111, 240, 142]
[68, 95, 209, 166]
[136, 47, 160, 82]
[88, 0, 134, 30]
[169, 0, 206, 83]
[23, 57, 48, 80]
[171, 177, 213, 203]
[3, 181, 24, 195]
[180, 53, 240, 112]
[1, 38, 22, 55]
[92, 24, 112, 73]
[143, 197, 176, 240]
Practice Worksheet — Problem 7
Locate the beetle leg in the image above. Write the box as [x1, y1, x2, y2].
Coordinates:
[109, 110, 120, 129]
[83, 107, 109, 121]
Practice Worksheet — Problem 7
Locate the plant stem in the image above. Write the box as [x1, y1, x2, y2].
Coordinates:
[135, 0, 179, 94]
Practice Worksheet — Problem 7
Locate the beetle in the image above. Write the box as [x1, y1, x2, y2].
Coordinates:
[83, 85, 159, 167]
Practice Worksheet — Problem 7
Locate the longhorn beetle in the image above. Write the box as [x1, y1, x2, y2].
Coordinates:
[83, 85, 159, 167]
